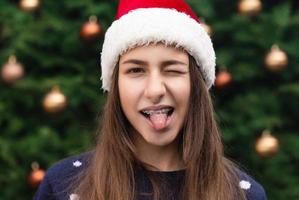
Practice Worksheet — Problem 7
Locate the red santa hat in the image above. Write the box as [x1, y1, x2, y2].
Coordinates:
[101, 0, 216, 91]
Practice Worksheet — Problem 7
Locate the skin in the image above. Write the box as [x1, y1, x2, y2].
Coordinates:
[118, 44, 190, 171]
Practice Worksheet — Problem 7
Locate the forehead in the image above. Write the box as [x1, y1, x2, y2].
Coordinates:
[119, 43, 188, 62]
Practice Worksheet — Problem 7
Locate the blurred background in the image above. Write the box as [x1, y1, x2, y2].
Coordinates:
[0, 0, 298, 199]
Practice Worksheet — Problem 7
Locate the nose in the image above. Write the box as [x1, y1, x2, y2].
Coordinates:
[144, 72, 166, 104]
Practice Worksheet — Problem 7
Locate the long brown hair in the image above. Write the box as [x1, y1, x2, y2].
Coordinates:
[71, 51, 247, 200]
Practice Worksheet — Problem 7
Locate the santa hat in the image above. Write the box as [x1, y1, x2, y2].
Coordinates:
[101, 0, 216, 91]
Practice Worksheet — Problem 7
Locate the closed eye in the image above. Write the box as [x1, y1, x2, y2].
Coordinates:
[165, 70, 188, 74]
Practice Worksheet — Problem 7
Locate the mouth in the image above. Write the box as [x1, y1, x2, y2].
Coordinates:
[139, 106, 175, 131]
[139, 106, 174, 118]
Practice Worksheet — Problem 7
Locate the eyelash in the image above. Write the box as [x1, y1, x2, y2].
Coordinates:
[127, 67, 144, 74]
[166, 70, 184, 74]
[126, 68, 186, 75]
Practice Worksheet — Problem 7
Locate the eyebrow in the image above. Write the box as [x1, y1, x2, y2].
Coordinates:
[121, 59, 188, 67]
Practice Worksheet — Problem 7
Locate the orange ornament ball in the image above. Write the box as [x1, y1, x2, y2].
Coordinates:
[238, 0, 262, 16]
[264, 45, 288, 72]
[201, 23, 213, 36]
[20, 0, 40, 12]
[80, 16, 101, 41]
[1, 55, 24, 84]
[28, 169, 45, 188]
[43, 86, 67, 113]
[215, 70, 232, 88]
[27, 162, 45, 188]
[255, 130, 279, 158]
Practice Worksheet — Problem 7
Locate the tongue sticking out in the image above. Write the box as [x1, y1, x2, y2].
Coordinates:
[149, 113, 168, 131]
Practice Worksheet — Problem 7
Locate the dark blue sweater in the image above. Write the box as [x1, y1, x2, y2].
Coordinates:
[34, 152, 267, 200]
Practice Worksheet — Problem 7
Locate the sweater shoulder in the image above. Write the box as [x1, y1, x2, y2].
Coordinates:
[237, 169, 267, 200]
[45, 151, 92, 180]
[34, 151, 93, 200]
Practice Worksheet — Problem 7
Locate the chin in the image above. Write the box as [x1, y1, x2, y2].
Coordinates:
[146, 139, 172, 147]
[141, 131, 179, 147]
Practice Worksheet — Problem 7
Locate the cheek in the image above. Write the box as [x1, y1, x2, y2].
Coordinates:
[167, 77, 190, 101]
[118, 76, 143, 111]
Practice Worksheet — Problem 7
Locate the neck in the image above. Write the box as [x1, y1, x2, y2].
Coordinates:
[134, 134, 185, 172]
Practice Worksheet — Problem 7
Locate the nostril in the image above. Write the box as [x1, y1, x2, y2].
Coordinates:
[144, 81, 166, 102]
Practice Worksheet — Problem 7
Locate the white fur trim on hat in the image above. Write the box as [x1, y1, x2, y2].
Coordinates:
[101, 8, 216, 91]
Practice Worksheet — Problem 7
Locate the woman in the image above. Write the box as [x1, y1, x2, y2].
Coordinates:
[35, 0, 267, 199]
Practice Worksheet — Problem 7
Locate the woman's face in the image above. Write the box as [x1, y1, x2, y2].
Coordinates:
[118, 44, 190, 147]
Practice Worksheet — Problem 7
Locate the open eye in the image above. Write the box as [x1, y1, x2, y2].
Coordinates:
[127, 67, 145, 74]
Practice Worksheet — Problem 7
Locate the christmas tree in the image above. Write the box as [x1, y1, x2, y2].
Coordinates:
[0, 0, 298, 199]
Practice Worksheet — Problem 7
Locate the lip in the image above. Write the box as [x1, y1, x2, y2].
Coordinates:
[139, 105, 174, 112]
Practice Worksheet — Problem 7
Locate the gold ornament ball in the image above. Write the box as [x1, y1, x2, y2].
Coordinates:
[80, 16, 101, 41]
[255, 130, 279, 158]
[43, 86, 67, 113]
[264, 45, 288, 72]
[1, 55, 24, 84]
[201, 23, 213, 36]
[20, 0, 40, 12]
[238, 0, 262, 16]
[215, 70, 232, 88]
[27, 162, 45, 188]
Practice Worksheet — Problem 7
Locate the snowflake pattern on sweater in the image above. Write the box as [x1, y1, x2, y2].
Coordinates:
[34, 152, 267, 200]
